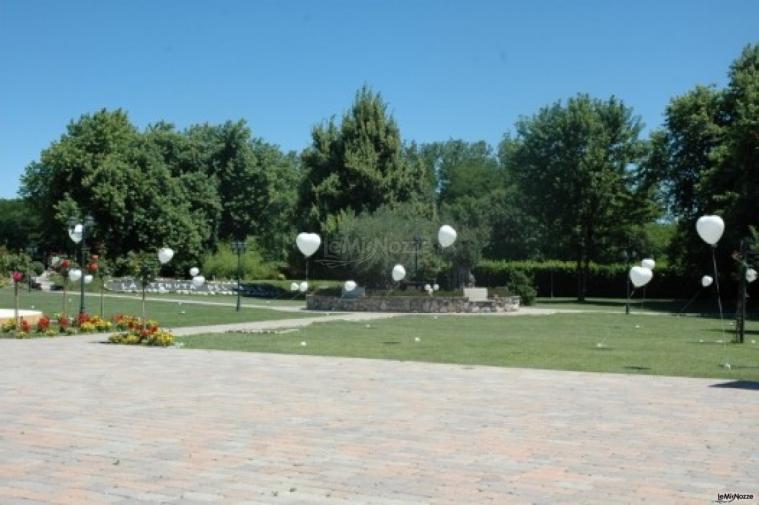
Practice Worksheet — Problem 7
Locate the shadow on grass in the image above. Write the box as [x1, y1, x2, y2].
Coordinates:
[623, 365, 651, 371]
[710, 380, 759, 391]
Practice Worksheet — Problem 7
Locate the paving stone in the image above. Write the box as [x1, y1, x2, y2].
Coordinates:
[1, 332, 757, 504]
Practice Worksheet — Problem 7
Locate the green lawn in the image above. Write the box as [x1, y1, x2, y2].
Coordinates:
[177, 312, 759, 380]
[0, 288, 316, 329]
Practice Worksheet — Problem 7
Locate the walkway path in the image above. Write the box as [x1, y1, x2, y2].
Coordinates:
[1, 332, 757, 504]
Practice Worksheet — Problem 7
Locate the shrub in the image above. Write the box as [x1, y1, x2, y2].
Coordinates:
[502, 270, 537, 306]
[326, 203, 444, 288]
[202, 241, 283, 280]
[474, 260, 702, 299]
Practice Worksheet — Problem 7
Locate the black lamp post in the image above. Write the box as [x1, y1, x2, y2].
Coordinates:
[623, 248, 636, 315]
[232, 240, 246, 312]
[413, 235, 423, 282]
[68, 215, 95, 317]
[735, 239, 758, 343]
[25, 245, 35, 292]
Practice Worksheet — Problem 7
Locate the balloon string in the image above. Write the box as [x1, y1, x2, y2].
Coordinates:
[711, 246, 729, 365]
[677, 288, 703, 316]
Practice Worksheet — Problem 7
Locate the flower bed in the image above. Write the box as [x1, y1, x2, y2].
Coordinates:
[108, 314, 174, 346]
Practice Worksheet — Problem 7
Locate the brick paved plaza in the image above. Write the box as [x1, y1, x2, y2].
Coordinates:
[1, 333, 757, 504]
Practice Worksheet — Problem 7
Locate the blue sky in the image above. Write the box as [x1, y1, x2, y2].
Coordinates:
[1, 0, 757, 198]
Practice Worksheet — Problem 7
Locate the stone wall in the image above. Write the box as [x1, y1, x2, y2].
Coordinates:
[306, 295, 520, 313]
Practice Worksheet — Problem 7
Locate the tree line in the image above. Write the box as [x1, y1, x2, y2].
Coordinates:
[3, 43, 757, 298]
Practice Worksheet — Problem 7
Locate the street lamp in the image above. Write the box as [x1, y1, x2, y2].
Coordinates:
[622, 248, 636, 315]
[231, 240, 246, 312]
[413, 235, 423, 282]
[25, 245, 36, 292]
[68, 215, 95, 317]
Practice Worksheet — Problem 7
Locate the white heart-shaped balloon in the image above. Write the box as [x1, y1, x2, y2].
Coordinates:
[344, 280, 357, 292]
[290, 282, 299, 292]
[296, 233, 321, 258]
[392, 264, 406, 282]
[69, 268, 82, 282]
[433, 284, 440, 291]
[189, 267, 200, 277]
[629, 266, 653, 288]
[298, 281, 309, 293]
[747, 268, 757, 284]
[424, 284, 432, 292]
[158, 247, 174, 264]
[641, 258, 655, 270]
[438, 225, 457, 248]
[701, 275, 713, 287]
[84, 274, 94, 285]
[192, 275, 205, 288]
[696, 215, 724, 246]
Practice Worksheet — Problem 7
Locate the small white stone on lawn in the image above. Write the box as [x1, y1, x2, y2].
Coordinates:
[300, 341, 307, 347]
[724, 363, 732, 370]
[596, 343, 604, 348]
[698, 339, 704, 343]
[635, 325, 640, 329]
[716, 339, 724, 344]
[752, 340, 756, 344]
[365, 324, 371, 329]
[30, 305, 35, 309]
[414, 337, 421, 342]
[433, 316, 438, 320]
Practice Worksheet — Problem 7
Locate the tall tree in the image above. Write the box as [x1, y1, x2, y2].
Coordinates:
[0, 199, 41, 251]
[706, 44, 759, 251]
[506, 94, 653, 300]
[185, 120, 299, 257]
[646, 44, 759, 271]
[299, 86, 430, 234]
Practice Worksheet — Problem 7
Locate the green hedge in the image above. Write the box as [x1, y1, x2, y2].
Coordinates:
[474, 260, 712, 299]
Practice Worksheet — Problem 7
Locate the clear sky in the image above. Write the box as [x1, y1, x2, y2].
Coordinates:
[1, 0, 757, 198]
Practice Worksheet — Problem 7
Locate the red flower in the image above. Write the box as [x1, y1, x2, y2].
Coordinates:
[20, 319, 30, 333]
[88, 263, 99, 273]
[12, 271, 23, 283]
[37, 315, 51, 332]
[61, 259, 70, 269]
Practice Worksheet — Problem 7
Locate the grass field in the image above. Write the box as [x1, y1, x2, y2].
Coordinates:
[0, 287, 316, 329]
[177, 312, 759, 380]
[534, 296, 758, 314]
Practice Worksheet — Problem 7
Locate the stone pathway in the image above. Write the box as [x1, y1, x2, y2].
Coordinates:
[1, 333, 757, 504]
[170, 312, 401, 337]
